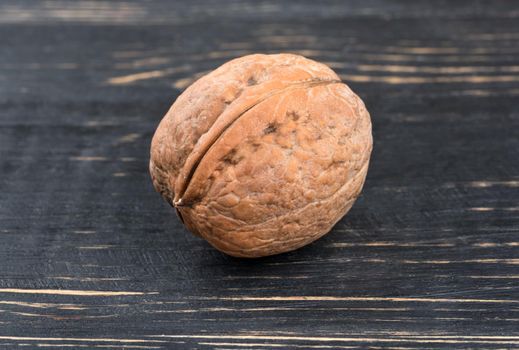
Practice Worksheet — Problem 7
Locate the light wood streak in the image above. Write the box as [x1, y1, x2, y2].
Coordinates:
[327, 63, 519, 74]
[199, 342, 351, 348]
[358, 53, 519, 62]
[329, 242, 454, 248]
[52, 276, 128, 282]
[359, 46, 519, 55]
[0, 301, 86, 309]
[69, 156, 108, 161]
[472, 242, 519, 247]
[0, 288, 154, 296]
[106, 66, 190, 85]
[469, 207, 519, 212]
[152, 334, 519, 345]
[207, 296, 519, 304]
[172, 71, 210, 89]
[115, 57, 171, 69]
[116, 133, 140, 144]
[0, 336, 166, 344]
[466, 275, 519, 279]
[78, 245, 115, 250]
[146, 307, 411, 313]
[468, 180, 519, 188]
[403, 259, 519, 265]
[32, 344, 160, 349]
[342, 74, 519, 84]
[446, 88, 519, 96]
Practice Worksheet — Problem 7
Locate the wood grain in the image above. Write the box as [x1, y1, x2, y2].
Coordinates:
[0, 0, 518, 348]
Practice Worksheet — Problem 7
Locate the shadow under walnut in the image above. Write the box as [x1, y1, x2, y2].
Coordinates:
[150, 53, 372, 258]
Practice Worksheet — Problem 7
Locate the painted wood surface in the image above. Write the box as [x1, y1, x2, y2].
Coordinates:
[1, 0, 518, 348]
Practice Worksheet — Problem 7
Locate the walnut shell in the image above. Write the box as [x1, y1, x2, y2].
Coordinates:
[150, 53, 372, 258]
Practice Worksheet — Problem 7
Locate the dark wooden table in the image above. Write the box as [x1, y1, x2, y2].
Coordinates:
[1, 1, 518, 348]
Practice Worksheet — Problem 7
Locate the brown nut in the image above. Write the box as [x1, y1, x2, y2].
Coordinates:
[150, 53, 372, 258]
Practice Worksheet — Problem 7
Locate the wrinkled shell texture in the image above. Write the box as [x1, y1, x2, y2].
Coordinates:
[150, 53, 372, 257]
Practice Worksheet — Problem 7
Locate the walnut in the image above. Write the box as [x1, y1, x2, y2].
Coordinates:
[150, 53, 372, 257]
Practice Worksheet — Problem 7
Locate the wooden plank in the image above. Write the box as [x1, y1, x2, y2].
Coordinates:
[0, 0, 518, 348]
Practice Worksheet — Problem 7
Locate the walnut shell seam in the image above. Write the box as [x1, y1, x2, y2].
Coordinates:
[173, 78, 342, 208]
